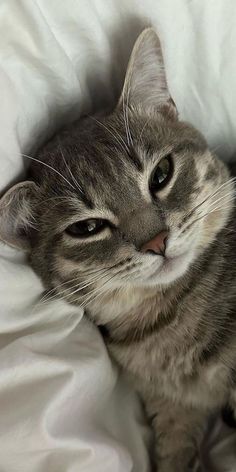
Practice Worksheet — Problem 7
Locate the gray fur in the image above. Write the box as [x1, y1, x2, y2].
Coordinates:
[1, 28, 236, 471]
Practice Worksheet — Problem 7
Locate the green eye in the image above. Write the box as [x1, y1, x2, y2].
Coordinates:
[66, 219, 107, 238]
[150, 154, 173, 192]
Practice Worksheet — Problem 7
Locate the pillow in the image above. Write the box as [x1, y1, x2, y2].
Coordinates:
[0, 1, 236, 471]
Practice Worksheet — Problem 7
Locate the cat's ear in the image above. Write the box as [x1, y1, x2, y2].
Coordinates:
[119, 28, 177, 118]
[0, 181, 38, 250]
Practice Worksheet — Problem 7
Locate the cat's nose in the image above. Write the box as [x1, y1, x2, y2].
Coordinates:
[140, 230, 168, 256]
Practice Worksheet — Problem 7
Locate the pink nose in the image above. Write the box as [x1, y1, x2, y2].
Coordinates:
[141, 230, 168, 256]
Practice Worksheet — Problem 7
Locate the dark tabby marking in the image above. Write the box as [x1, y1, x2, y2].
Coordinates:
[222, 405, 236, 429]
[0, 29, 236, 472]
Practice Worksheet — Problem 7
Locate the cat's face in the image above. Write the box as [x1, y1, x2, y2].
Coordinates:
[0, 28, 233, 316]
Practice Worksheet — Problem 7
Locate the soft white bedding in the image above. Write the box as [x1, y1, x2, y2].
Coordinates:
[0, 1, 236, 471]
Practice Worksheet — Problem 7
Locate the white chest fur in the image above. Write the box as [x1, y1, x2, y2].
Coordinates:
[109, 332, 229, 410]
[91, 287, 230, 411]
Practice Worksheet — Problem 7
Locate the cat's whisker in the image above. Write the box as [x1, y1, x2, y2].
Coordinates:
[89, 116, 128, 154]
[80, 271, 123, 309]
[197, 200, 235, 221]
[21, 153, 76, 191]
[139, 117, 152, 146]
[57, 138, 84, 194]
[185, 203, 234, 231]
[39, 268, 111, 306]
[54, 280, 101, 305]
[200, 191, 236, 213]
[183, 177, 236, 222]
[154, 178, 235, 240]
[82, 288, 111, 310]
[64, 270, 113, 300]
[39, 278, 101, 308]
[210, 144, 223, 155]
[42, 196, 73, 204]
[38, 257, 136, 307]
[197, 203, 234, 222]
[83, 258, 135, 276]
[80, 262, 137, 308]
[122, 67, 133, 148]
[122, 85, 129, 147]
[177, 186, 235, 237]
[125, 94, 133, 147]
[222, 227, 236, 234]
[196, 192, 236, 217]
[43, 267, 121, 309]
[105, 120, 130, 153]
[177, 199, 235, 238]
[39, 277, 91, 305]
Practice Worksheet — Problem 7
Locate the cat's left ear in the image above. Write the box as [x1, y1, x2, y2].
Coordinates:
[0, 181, 39, 250]
[119, 28, 177, 119]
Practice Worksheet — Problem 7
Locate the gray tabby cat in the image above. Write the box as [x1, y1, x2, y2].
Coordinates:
[1, 28, 236, 471]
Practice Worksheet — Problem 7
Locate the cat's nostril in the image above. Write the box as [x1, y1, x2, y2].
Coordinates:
[140, 230, 168, 256]
[146, 248, 159, 256]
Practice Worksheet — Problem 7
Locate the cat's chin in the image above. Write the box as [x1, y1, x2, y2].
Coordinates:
[144, 250, 195, 286]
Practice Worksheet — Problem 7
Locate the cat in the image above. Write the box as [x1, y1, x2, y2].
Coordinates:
[1, 28, 236, 472]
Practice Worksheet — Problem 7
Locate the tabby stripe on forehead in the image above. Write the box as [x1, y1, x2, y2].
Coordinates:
[126, 147, 143, 172]
[79, 191, 94, 209]
[230, 368, 236, 386]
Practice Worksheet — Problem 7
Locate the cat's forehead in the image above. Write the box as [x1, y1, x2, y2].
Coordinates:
[33, 112, 208, 215]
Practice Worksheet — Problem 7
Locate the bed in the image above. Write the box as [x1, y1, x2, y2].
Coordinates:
[0, 1, 236, 470]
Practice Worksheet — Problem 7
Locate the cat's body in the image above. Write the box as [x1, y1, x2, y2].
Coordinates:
[95, 219, 236, 469]
[100, 232, 236, 415]
[100, 225, 236, 469]
[1, 29, 236, 471]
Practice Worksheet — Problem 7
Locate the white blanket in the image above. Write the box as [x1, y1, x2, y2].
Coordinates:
[0, 1, 236, 471]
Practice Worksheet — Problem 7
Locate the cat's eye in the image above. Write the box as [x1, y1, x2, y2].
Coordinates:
[150, 155, 173, 193]
[66, 219, 107, 238]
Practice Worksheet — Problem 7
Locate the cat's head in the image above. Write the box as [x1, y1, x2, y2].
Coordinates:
[0, 28, 233, 318]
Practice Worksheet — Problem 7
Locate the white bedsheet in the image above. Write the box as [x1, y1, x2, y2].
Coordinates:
[0, 1, 236, 471]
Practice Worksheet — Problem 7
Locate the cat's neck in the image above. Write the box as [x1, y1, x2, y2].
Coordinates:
[88, 241, 218, 340]
[88, 216, 236, 341]
[88, 270, 191, 338]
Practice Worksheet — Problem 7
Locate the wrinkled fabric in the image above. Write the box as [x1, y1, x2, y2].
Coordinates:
[0, 1, 236, 471]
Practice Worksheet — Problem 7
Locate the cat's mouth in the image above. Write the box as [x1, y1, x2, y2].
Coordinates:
[144, 250, 194, 285]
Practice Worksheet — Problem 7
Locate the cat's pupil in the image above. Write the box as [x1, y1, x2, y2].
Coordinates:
[150, 155, 173, 192]
[66, 219, 106, 237]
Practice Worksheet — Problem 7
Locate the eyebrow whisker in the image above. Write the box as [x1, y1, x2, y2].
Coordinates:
[57, 138, 85, 194]
[22, 153, 76, 191]
[89, 116, 129, 154]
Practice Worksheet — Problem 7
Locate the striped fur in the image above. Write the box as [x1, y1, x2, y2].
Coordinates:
[1, 29, 236, 471]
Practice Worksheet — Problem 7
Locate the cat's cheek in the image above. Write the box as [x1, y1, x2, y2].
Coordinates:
[163, 251, 196, 283]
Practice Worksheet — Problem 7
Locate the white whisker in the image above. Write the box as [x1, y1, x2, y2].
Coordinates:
[90, 116, 128, 154]
[190, 178, 236, 216]
[139, 117, 152, 146]
[81, 271, 121, 309]
[188, 203, 234, 228]
[22, 153, 75, 190]
[57, 138, 84, 194]
[125, 88, 133, 146]
[39, 268, 111, 306]
[196, 192, 236, 217]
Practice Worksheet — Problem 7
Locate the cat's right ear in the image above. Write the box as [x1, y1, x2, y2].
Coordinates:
[118, 27, 177, 119]
[0, 181, 39, 250]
